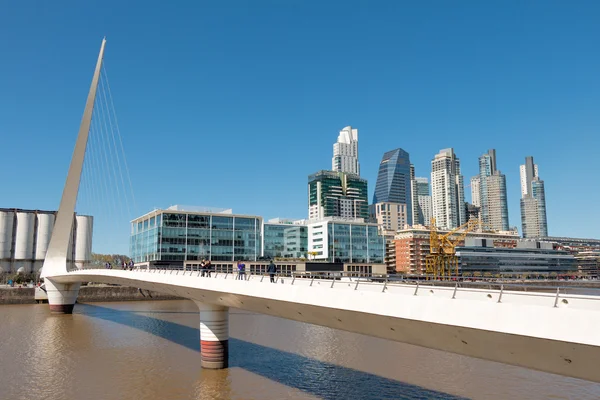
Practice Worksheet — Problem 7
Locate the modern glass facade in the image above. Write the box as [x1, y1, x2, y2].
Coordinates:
[373, 148, 412, 224]
[456, 246, 576, 274]
[308, 219, 384, 264]
[478, 150, 509, 231]
[263, 223, 308, 259]
[531, 179, 548, 237]
[130, 210, 262, 263]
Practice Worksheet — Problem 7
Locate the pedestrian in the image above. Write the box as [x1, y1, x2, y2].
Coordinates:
[267, 260, 277, 283]
[205, 259, 212, 277]
[237, 260, 246, 280]
[200, 259, 206, 277]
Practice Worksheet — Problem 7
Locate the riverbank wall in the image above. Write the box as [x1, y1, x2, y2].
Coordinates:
[0, 285, 182, 305]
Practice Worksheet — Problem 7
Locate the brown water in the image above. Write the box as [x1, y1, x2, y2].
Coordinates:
[1, 300, 599, 400]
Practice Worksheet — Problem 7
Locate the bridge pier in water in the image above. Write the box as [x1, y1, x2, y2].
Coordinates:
[45, 279, 81, 314]
[194, 301, 229, 369]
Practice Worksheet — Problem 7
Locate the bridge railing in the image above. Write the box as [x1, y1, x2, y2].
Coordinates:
[65, 265, 600, 306]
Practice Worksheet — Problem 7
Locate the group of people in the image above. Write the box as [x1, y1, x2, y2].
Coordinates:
[200, 259, 213, 277]
[105, 260, 134, 270]
[236, 260, 278, 283]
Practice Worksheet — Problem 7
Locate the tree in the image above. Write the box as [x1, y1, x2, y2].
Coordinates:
[91, 253, 131, 268]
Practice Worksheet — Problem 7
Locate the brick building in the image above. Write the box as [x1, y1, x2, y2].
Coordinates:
[393, 227, 519, 274]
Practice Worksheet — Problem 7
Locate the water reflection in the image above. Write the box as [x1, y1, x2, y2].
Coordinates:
[2, 301, 599, 400]
[80, 303, 464, 399]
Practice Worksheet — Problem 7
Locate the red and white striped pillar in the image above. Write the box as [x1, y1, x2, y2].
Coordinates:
[194, 301, 229, 369]
[45, 279, 81, 314]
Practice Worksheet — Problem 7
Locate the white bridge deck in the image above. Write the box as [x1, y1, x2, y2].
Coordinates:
[51, 268, 600, 383]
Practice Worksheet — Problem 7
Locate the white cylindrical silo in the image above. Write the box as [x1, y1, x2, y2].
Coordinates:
[35, 213, 55, 260]
[15, 212, 35, 262]
[75, 215, 93, 268]
[0, 210, 15, 272]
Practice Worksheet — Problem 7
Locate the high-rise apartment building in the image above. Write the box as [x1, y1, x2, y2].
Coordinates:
[369, 202, 407, 234]
[373, 148, 412, 223]
[410, 177, 431, 226]
[431, 148, 466, 230]
[519, 156, 548, 238]
[478, 149, 509, 231]
[308, 170, 368, 220]
[332, 126, 359, 175]
[520, 158, 539, 197]
[470, 176, 480, 207]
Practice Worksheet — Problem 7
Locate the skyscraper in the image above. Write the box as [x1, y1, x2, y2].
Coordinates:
[308, 170, 368, 220]
[470, 176, 481, 207]
[373, 148, 412, 223]
[478, 149, 509, 231]
[431, 148, 466, 230]
[520, 156, 548, 238]
[332, 126, 359, 175]
[411, 177, 431, 226]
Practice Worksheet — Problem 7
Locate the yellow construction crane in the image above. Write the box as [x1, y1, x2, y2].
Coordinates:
[425, 218, 481, 278]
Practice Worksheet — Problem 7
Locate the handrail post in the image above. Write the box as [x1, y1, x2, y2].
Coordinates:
[414, 281, 420, 296]
[498, 284, 504, 303]
[292, 275, 296, 285]
[330, 277, 335, 288]
[553, 287, 560, 308]
[355, 279, 360, 290]
[452, 282, 458, 299]
[310, 276, 315, 287]
[381, 278, 387, 293]
[260, 274, 265, 282]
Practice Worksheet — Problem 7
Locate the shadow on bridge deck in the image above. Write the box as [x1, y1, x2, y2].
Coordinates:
[76, 302, 465, 400]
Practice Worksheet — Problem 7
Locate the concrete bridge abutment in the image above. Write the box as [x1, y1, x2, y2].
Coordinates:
[194, 301, 229, 369]
[45, 279, 81, 314]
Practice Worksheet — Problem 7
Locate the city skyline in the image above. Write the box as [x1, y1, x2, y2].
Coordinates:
[1, 2, 599, 254]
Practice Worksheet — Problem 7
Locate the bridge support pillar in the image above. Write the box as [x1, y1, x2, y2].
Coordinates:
[194, 301, 229, 369]
[46, 279, 81, 314]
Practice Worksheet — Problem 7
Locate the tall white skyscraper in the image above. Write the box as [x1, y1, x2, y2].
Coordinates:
[332, 126, 359, 175]
[470, 176, 481, 207]
[431, 148, 466, 230]
[520, 156, 548, 238]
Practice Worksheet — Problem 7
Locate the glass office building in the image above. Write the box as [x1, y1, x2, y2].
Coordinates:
[456, 245, 576, 274]
[373, 148, 412, 224]
[307, 218, 385, 264]
[130, 206, 262, 263]
[262, 223, 308, 259]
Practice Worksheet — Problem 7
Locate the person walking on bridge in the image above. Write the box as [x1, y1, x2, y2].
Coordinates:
[267, 260, 277, 283]
[237, 260, 246, 280]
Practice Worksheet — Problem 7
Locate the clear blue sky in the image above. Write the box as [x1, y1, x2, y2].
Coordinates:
[1, 1, 599, 254]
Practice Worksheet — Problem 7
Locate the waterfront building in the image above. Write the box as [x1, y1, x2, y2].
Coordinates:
[307, 217, 384, 264]
[520, 156, 548, 238]
[477, 150, 509, 231]
[430, 148, 466, 230]
[0, 208, 92, 274]
[130, 206, 262, 264]
[308, 170, 368, 220]
[262, 219, 308, 260]
[393, 226, 519, 274]
[369, 202, 407, 234]
[456, 239, 576, 275]
[373, 148, 412, 223]
[575, 251, 600, 277]
[539, 236, 600, 254]
[332, 126, 359, 175]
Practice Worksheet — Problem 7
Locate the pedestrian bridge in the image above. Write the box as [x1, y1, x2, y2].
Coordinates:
[37, 38, 600, 384]
[46, 267, 600, 383]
